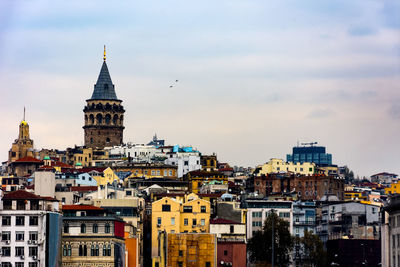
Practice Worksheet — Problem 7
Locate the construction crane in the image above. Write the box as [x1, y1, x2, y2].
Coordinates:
[301, 142, 318, 147]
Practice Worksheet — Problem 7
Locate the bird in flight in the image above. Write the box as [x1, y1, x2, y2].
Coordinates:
[169, 79, 179, 88]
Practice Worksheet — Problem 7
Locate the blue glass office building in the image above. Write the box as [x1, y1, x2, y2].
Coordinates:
[287, 146, 332, 165]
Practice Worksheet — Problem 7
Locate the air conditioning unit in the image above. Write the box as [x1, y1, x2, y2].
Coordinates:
[28, 240, 32, 244]
[20, 255, 25, 259]
[5, 240, 10, 244]
[33, 240, 38, 245]
[32, 256, 37, 260]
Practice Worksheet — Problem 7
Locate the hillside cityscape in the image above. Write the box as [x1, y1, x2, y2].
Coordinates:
[1, 54, 398, 267]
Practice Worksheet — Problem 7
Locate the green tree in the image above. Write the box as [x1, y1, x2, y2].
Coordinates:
[295, 230, 327, 267]
[248, 212, 293, 266]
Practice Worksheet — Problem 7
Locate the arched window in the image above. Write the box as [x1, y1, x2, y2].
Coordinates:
[81, 223, 86, 233]
[113, 114, 118, 125]
[93, 223, 98, 233]
[105, 114, 111, 125]
[64, 223, 69, 233]
[90, 138, 93, 144]
[96, 114, 103, 124]
[89, 114, 94, 124]
[68, 245, 71, 256]
[96, 244, 99, 256]
[103, 244, 112, 256]
[105, 223, 110, 233]
[91, 244, 95, 256]
[120, 115, 124, 125]
[79, 245, 83, 256]
[106, 138, 110, 143]
[63, 245, 68, 256]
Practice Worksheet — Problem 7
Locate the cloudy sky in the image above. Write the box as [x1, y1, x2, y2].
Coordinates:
[0, 0, 399, 177]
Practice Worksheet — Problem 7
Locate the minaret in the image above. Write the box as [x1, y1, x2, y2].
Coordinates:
[83, 47, 125, 148]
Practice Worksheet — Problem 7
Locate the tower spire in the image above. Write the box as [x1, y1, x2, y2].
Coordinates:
[103, 45, 106, 61]
[23, 106, 25, 121]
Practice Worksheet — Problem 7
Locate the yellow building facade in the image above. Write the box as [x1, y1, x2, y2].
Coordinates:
[385, 181, 400, 195]
[116, 164, 178, 179]
[151, 194, 211, 260]
[255, 158, 315, 176]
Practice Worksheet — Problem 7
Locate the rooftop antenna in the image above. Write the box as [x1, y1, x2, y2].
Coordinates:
[23, 106, 26, 121]
[103, 45, 106, 61]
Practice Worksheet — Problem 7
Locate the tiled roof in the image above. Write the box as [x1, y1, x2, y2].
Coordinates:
[90, 61, 118, 100]
[70, 186, 98, 192]
[14, 157, 42, 163]
[210, 218, 242, 225]
[62, 205, 104, 211]
[3, 190, 57, 201]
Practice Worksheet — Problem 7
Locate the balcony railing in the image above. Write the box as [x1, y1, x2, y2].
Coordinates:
[294, 221, 315, 226]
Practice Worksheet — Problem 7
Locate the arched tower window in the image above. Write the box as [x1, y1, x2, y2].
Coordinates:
[105, 223, 111, 233]
[120, 115, 124, 125]
[96, 114, 103, 124]
[93, 223, 98, 233]
[105, 114, 111, 125]
[113, 115, 119, 125]
[85, 115, 88, 124]
[89, 114, 94, 124]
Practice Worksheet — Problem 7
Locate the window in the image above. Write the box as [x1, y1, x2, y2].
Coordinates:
[157, 217, 162, 225]
[178, 262, 183, 267]
[184, 218, 188, 226]
[16, 232, 24, 241]
[91, 244, 99, 256]
[2, 231, 10, 241]
[63, 245, 68, 256]
[162, 204, 171, 212]
[206, 262, 211, 267]
[105, 223, 111, 233]
[126, 190, 132, 196]
[81, 223, 86, 233]
[29, 216, 38, 226]
[29, 263, 38, 267]
[29, 246, 38, 257]
[15, 246, 24, 256]
[171, 217, 175, 225]
[201, 206, 206, 213]
[230, 225, 234, 233]
[252, 221, 262, 227]
[224, 250, 228, 255]
[103, 244, 112, 256]
[2, 263, 12, 267]
[79, 245, 87, 256]
[16, 216, 25, 226]
[15, 263, 24, 267]
[151, 170, 155, 175]
[2, 216, 11, 226]
[200, 219, 205, 226]
[169, 170, 173, 176]
[252, 211, 262, 218]
[64, 223, 69, 233]
[279, 212, 290, 218]
[184, 161, 189, 166]
[93, 223, 98, 233]
[183, 206, 193, 213]
[193, 219, 197, 226]
[2, 247, 11, 256]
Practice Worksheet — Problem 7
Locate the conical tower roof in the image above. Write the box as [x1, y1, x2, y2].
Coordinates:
[90, 60, 118, 100]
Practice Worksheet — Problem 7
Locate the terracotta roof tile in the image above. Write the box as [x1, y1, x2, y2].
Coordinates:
[14, 157, 42, 163]
[62, 205, 104, 211]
